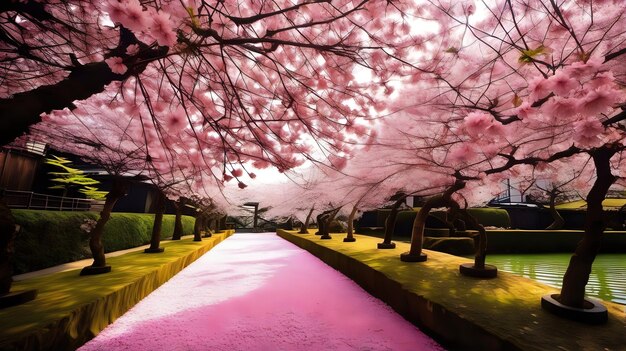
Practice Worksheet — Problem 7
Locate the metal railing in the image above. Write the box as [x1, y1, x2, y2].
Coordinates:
[4, 190, 104, 212]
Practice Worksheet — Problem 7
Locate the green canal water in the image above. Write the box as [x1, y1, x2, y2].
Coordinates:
[487, 253, 626, 305]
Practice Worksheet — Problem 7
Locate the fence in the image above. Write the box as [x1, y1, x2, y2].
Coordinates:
[3, 190, 104, 212]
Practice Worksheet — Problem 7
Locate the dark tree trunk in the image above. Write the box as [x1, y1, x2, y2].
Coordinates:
[172, 197, 186, 240]
[405, 181, 465, 258]
[457, 208, 488, 269]
[315, 208, 335, 235]
[145, 190, 166, 253]
[344, 205, 359, 242]
[193, 214, 203, 242]
[382, 195, 406, 245]
[85, 179, 128, 270]
[216, 215, 227, 232]
[546, 190, 565, 230]
[0, 194, 17, 295]
[559, 147, 617, 308]
[299, 207, 314, 234]
[203, 215, 214, 237]
[320, 208, 341, 239]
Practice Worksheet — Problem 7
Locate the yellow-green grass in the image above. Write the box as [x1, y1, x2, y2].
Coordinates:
[0, 231, 234, 351]
[556, 198, 626, 209]
[278, 229, 626, 351]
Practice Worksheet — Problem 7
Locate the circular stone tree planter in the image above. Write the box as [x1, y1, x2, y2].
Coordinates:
[459, 263, 498, 278]
[400, 252, 427, 262]
[377, 242, 396, 249]
[320, 234, 332, 240]
[80, 265, 112, 276]
[144, 247, 165, 253]
[0, 289, 37, 309]
[541, 294, 608, 325]
[343, 237, 356, 242]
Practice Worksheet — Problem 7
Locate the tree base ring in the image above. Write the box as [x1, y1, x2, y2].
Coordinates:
[377, 242, 396, 249]
[541, 294, 608, 325]
[144, 247, 165, 253]
[320, 235, 332, 240]
[0, 289, 37, 309]
[80, 265, 111, 276]
[343, 237, 356, 242]
[203, 233, 212, 238]
[459, 263, 498, 278]
[193, 237, 202, 242]
[400, 251, 427, 262]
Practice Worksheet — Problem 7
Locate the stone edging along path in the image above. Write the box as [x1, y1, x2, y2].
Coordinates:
[0, 231, 234, 351]
[277, 229, 626, 351]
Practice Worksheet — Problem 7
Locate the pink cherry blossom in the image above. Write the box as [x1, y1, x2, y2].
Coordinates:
[572, 118, 604, 147]
[547, 71, 579, 96]
[104, 56, 128, 75]
[150, 11, 177, 47]
[579, 88, 622, 116]
[463, 112, 493, 137]
[126, 44, 140, 56]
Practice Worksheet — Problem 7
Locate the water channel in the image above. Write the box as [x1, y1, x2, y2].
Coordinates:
[487, 253, 626, 305]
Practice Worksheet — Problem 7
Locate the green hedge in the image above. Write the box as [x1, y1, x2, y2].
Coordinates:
[12, 210, 195, 274]
[485, 229, 626, 253]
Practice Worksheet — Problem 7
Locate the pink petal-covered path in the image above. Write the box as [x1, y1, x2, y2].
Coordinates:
[79, 233, 444, 351]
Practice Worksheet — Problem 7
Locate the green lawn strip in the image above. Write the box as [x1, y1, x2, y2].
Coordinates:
[0, 231, 234, 351]
[277, 230, 626, 351]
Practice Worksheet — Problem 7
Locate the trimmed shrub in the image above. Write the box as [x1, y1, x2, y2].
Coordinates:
[12, 210, 195, 274]
[467, 208, 511, 228]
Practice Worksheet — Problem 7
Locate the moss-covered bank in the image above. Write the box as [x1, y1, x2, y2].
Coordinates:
[0, 231, 233, 351]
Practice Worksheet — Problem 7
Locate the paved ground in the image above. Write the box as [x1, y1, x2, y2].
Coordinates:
[78, 233, 444, 351]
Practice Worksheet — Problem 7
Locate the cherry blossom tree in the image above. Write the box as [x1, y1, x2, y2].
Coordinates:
[395, 0, 626, 320]
[31, 107, 149, 275]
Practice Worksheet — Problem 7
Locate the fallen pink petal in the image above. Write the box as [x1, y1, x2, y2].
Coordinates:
[78, 233, 444, 351]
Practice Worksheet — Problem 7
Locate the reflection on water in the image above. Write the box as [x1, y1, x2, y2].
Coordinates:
[487, 253, 626, 305]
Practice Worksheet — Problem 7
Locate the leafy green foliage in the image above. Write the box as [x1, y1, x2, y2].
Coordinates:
[45, 155, 107, 200]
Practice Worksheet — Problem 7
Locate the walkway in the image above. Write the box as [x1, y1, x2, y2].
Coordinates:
[78, 233, 444, 351]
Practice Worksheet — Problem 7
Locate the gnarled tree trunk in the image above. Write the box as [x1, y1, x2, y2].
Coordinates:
[320, 207, 341, 239]
[81, 178, 128, 275]
[402, 181, 465, 261]
[546, 189, 565, 230]
[299, 207, 314, 234]
[172, 197, 187, 240]
[315, 208, 335, 235]
[559, 147, 617, 308]
[145, 189, 166, 253]
[344, 205, 359, 242]
[381, 194, 407, 245]
[193, 213, 204, 242]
